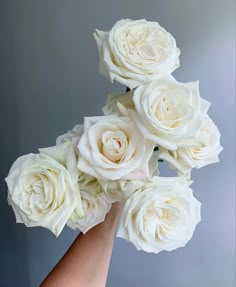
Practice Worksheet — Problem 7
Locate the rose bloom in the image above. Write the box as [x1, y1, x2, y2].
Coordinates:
[77, 115, 155, 180]
[67, 165, 112, 233]
[159, 115, 223, 175]
[67, 188, 111, 234]
[5, 143, 82, 236]
[130, 76, 211, 150]
[98, 179, 145, 203]
[117, 176, 201, 253]
[56, 124, 83, 156]
[94, 19, 180, 89]
[102, 91, 135, 116]
[98, 151, 160, 202]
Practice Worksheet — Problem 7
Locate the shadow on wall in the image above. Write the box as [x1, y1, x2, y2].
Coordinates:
[0, 3, 29, 284]
[0, 101, 30, 286]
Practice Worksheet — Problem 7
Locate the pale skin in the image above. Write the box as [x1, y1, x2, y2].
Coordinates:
[40, 202, 123, 287]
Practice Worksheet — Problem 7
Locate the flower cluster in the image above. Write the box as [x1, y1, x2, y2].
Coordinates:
[5, 19, 222, 253]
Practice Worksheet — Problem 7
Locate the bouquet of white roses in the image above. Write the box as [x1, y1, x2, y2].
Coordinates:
[5, 19, 223, 254]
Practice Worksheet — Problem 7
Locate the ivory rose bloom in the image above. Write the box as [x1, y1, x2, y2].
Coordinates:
[130, 76, 211, 150]
[78, 172, 102, 195]
[56, 124, 83, 156]
[67, 169, 111, 233]
[98, 179, 145, 203]
[98, 152, 160, 202]
[102, 91, 135, 116]
[159, 115, 223, 174]
[77, 115, 155, 180]
[67, 190, 111, 234]
[94, 19, 180, 89]
[5, 142, 82, 236]
[117, 177, 201, 253]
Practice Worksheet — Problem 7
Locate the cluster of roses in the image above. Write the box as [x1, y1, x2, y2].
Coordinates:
[5, 19, 223, 253]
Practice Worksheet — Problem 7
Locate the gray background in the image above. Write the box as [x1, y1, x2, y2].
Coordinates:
[0, 0, 235, 286]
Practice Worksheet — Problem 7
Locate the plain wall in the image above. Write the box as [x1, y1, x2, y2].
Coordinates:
[0, 1, 235, 286]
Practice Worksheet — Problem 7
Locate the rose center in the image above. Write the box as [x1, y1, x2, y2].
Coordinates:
[153, 91, 193, 128]
[102, 130, 128, 162]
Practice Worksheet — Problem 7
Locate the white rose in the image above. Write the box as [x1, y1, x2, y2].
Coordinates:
[130, 76, 211, 150]
[102, 91, 135, 116]
[78, 172, 102, 195]
[56, 125, 103, 194]
[98, 151, 159, 202]
[67, 190, 111, 234]
[56, 124, 83, 156]
[159, 115, 223, 174]
[67, 169, 111, 233]
[94, 19, 180, 89]
[117, 176, 201, 253]
[5, 142, 82, 236]
[77, 115, 155, 180]
[98, 179, 145, 203]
